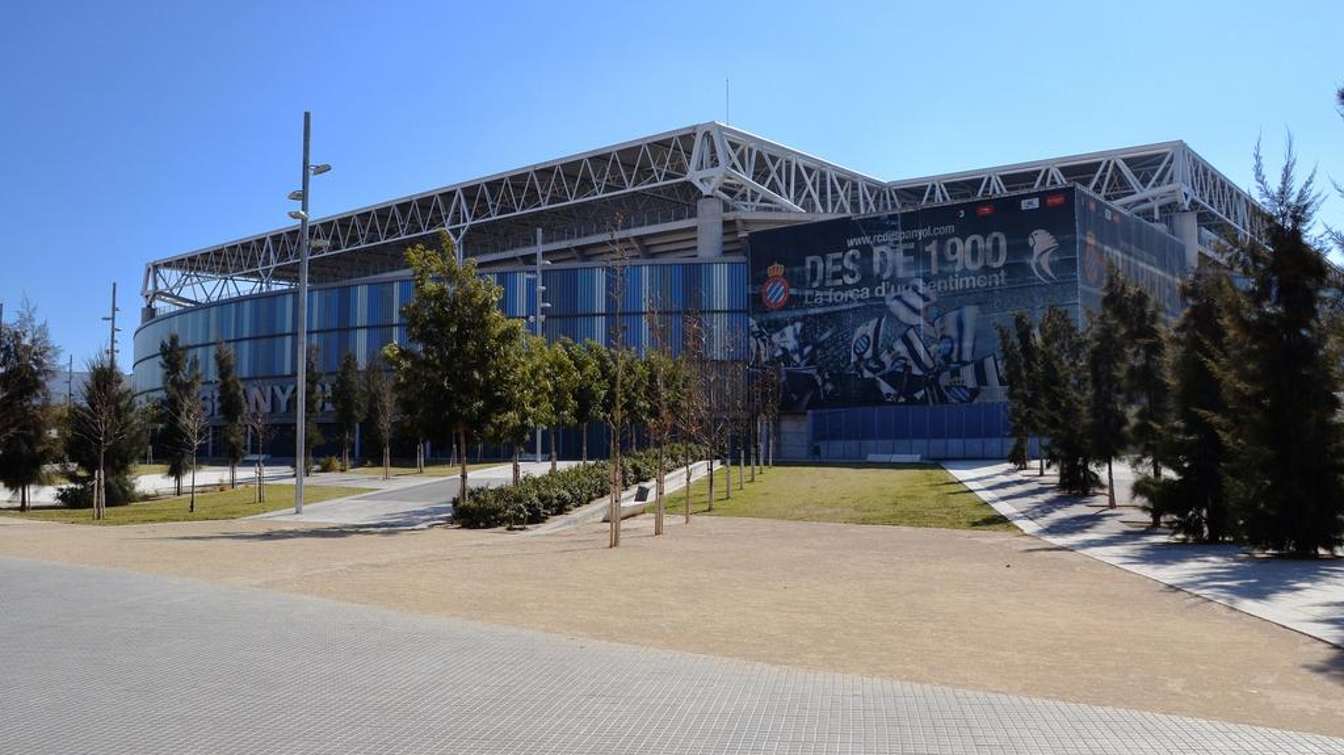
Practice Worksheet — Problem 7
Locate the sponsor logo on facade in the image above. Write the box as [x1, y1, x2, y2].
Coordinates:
[1027, 229, 1060, 283]
[761, 261, 791, 310]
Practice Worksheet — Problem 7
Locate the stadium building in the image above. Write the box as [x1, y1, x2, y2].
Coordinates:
[133, 123, 1256, 461]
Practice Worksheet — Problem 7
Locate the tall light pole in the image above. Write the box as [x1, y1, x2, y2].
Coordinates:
[101, 282, 120, 371]
[528, 228, 551, 461]
[288, 111, 331, 515]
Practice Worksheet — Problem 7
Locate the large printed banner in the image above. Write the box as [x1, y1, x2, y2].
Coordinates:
[749, 188, 1083, 411]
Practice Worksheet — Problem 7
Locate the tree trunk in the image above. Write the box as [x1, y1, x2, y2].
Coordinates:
[189, 459, 197, 513]
[20, 485, 28, 514]
[684, 460, 692, 523]
[457, 429, 470, 506]
[707, 458, 715, 512]
[512, 445, 521, 486]
[738, 447, 745, 490]
[383, 443, 390, 481]
[654, 446, 665, 536]
[549, 427, 558, 474]
[1039, 453, 1045, 476]
[229, 463, 236, 489]
[255, 460, 262, 503]
[1106, 458, 1115, 509]
[581, 422, 588, 463]
[174, 473, 182, 497]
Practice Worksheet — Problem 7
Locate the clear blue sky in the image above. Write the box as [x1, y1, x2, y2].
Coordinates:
[2, 0, 1341, 366]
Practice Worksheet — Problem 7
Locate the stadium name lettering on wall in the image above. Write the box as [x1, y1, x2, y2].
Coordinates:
[801, 228, 1010, 307]
[195, 381, 335, 419]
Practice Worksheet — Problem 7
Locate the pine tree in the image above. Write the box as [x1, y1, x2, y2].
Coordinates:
[67, 358, 147, 515]
[0, 302, 58, 512]
[1132, 269, 1232, 541]
[1214, 144, 1344, 556]
[214, 343, 246, 488]
[332, 352, 366, 471]
[1086, 270, 1131, 508]
[1037, 307, 1095, 495]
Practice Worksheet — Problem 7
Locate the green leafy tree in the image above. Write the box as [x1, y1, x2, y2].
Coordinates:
[332, 352, 366, 471]
[541, 340, 579, 472]
[569, 340, 609, 461]
[1086, 269, 1132, 507]
[1214, 144, 1344, 556]
[481, 334, 548, 487]
[385, 232, 525, 504]
[214, 343, 246, 488]
[1038, 306, 1095, 495]
[1133, 269, 1232, 541]
[0, 302, 58, 511]
[67, 358, 147, 517]
[158, 334, 199, 495]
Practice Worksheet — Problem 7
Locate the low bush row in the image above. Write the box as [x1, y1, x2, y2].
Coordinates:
[452, 443, 706, 529]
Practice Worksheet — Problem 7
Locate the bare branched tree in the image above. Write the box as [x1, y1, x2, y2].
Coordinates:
[244, 405, 271, 503]
[175, 393, 209, 513]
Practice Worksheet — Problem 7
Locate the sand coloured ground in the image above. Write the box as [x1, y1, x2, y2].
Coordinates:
[0, 511, 1340, 737]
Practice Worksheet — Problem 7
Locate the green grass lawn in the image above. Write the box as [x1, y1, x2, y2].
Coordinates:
[344, 461, 505, 478]
[664, 464, 1014, 532]
[0, 484, 370, 525]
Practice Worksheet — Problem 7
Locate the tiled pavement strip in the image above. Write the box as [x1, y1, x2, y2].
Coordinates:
[3, 556, 1341, 754]
[944, 460, 1344, 648]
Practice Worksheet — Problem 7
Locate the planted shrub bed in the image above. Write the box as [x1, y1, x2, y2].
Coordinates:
[452, 443, 704, 529]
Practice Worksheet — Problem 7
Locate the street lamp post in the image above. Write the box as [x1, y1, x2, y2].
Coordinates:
[288, 111, 331, 515]
[529, 228, 551, 461]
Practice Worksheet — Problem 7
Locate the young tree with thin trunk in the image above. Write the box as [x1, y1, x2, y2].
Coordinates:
[245, 404, 271, 503]
[385, 232, 524, 508]
[332, 351, 366, 472]
[175, 390, 209, 513]
[215, 343, 246, 488]
[363, 356, 397, 481]
[645, 305, 686, 536]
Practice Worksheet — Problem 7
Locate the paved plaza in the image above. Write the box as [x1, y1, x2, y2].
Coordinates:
[945, 461, 1344, 648]
[3, 555, 1342, 754]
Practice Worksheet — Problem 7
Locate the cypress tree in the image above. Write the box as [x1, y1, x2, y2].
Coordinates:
[996, 322, 1028, 469]
[1086, 269, 1131, 508]
[1214, 145, 1344, 556]
[158, 334, 200, 496]
[1121, 285, 1170, 525]
[1037, 306, 1095, 495]
[332, 352, 366, 471]
[214, 343, 246, 488]
[302, 346, 323, 472]
[1132, 268, 1232, 541]
[0, 303, 58, 512]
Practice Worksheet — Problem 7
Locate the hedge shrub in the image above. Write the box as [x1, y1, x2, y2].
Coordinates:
[452, 443, 706, 529]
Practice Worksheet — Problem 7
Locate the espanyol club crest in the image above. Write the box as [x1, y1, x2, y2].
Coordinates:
[761, 262, 791, 311]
